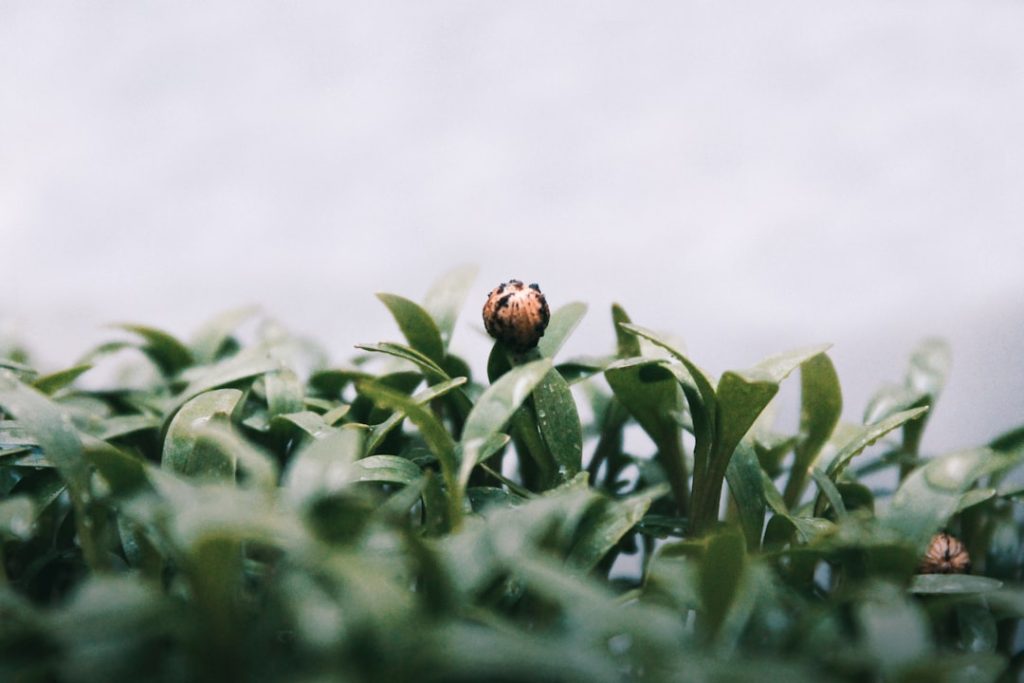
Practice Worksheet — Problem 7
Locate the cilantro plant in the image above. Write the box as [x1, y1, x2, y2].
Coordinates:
[1, 266, 1022, 682]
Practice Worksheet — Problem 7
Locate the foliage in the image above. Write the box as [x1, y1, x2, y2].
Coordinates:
[1, 266, 1022, 682]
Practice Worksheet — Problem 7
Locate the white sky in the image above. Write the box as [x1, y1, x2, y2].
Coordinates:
[2, 2, 1023, 452]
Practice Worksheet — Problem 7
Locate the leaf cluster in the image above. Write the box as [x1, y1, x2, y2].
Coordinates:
[1, 267, 1023, 682]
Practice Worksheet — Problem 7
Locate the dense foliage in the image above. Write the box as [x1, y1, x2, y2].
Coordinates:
[1, 266, 1022, 682]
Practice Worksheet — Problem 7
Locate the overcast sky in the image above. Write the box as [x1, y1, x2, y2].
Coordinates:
[2, 2, 1022, 453]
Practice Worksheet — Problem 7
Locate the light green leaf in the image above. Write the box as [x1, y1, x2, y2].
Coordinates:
[882, 448, 996, 552]
[537, 302, 587, 359]
[189, 306, 259, 363]
[698, 528, 747, 645]
[349, 455, 421, 486]
[784, 352, 842, 507]
[824, 407, 929, 482]
[282, 428, 364, 506]
[908, 574, 1003, 594]
[271, 411, 335, 440]
[377, 292, 446, 364]
[422, 264, 478, 349]
[461, 359, 552, 447]
[162, 389, 243, 481]
[0, 496, 36, 541]
[355, 342, 450, 382]
[265, 368, 304, 418]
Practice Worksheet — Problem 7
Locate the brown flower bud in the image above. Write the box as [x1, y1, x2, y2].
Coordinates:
[919, 532, 970, 574]
[482, 279, 551, 352]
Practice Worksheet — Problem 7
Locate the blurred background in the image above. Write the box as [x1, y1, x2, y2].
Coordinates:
[2, 1, 1022, 453]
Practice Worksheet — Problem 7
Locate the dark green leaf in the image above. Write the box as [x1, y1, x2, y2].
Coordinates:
[116, 324, 194, 376]
[725, 443, 766, 550]
[611, 304, 641, 358]
[31, 364, 93, 395]
[533, 368, 582, 481]
[568, 484, 668, 570]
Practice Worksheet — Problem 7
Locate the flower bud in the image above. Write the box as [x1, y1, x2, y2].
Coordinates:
[919, 532, 970, 574]
[482, 279, 550, 352]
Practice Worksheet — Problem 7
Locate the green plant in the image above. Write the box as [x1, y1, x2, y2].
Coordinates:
[1, 266, 1022, 682]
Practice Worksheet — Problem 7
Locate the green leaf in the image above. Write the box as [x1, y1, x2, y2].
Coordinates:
[355, 342, 450, 383]
[956, 603, 998, 654]
[532, 368, 582, 481]
[162, 389, 243, 481]
[611, 304, 641, 358]
[31, 364, 93, 395]
[422, 264, 478, 349]
[84, 437, 150, 496]
[189, 306, 259, 363]
[91, 414, 161, 441]
[881, 448, 996, 552]
[724, 443, 766, 550]
[604, 357, 688, 513]
[784, 352, 842, 506]
[282, 428, 364, 506]
[365, 377, 467, 455]
[824, 407, 929, 482]
[908, 574, 1003, 595]
[810, 467, 847, 519]
[568, 485, 668, 571]
[537, 302, 587, 359]
[456, 433, 511, 486]
[617, 323, 717, 496]
[194, 425, 279, 490]
[698, 528, 747, 645]
[957, 487, 996, 512]
[692, 345, 829, 535]
[169, 347, 280, 424]
[0, 495, 36, 541]
[461, 358, 552, 448]
[358, 381, 461, 523]
[359, 382, 457, 477]
[377, 292, 446, 364]
[349, 455, 421, 486]
[0, 370, 106, 569]
[271, 411, 335, 440]
[265, 367, 304, 418]
[116, 324, 194, 376]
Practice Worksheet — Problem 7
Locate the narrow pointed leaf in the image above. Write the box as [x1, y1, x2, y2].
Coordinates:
[533, 368, 582, 481]
[422, 264, 478, 349]
[537, 302, 587, 359]
[377, 293, 446, 364]
[32, 364, 93, 395]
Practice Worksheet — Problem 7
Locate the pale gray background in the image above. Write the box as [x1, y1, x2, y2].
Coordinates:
[2, 2, 1022, 454]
